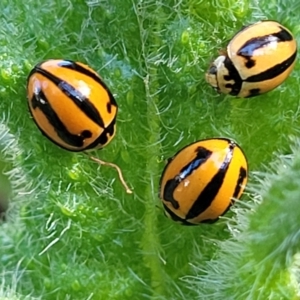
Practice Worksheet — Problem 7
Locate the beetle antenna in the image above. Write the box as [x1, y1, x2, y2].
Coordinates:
[88, 155, 133, 194]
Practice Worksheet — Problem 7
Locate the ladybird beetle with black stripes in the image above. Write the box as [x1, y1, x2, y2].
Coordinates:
[27, 59, 117, 151]
[27, 59, 133, 194]
[206, 20, 297, 98]
[159, 138, 248, 225]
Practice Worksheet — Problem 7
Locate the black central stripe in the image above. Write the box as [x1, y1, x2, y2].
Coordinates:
[245, 51, 297, 82]
[35, 67, 105, 128]
[59, 60, 117, 107]
[237, 27, 294, 68]
[185, 142, 235, 220]
[163, 146, 213, 210]
[30, 89, 90, 148]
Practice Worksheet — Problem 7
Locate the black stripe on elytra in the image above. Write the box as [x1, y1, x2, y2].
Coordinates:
[223, 56, 243, 96]
[245, 51, 297, 83]
[163, 203, 218, 225]
[163, 204, 196, 226]
[58, 60, 117, 107]
[84, 116, 116, 150]
[162, 146, 213, 210]
[237, 26, 294, 69]
[34, 66, 105, 128]
[233, 166, 247, 198]
[30, 88, 91, 148]
[185, 141, 235, 220]
[210, 166, 248, 219]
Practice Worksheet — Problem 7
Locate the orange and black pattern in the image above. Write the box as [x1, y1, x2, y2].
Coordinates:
[27, 59, 117, 151]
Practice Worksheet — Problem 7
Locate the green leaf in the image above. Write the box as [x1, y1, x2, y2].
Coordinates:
[0, 0, 300, 299]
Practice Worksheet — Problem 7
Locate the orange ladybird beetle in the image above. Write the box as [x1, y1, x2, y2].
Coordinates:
[206, 20, 297, 97]
[27, 59, 117, 151]
[27, 59, 132, 193]
[159, 138, 248, 225]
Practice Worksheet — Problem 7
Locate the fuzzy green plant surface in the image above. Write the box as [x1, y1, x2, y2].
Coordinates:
[0, 0, 300, 299]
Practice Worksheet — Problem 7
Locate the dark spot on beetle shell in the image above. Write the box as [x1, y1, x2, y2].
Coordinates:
[245, 59, 255, 68]
[246, 88, 261, 98]
[245, 59, 255, 69]
[81, 130, 92, 138]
